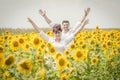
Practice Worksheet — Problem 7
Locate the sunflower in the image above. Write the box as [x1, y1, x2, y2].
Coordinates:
[54, 52, 62, 60]
[49, 46, 56, 55]
[18, 37, 25, 46]
[101, 43, 107, 49]
[60, 73, 68, 80]
[68, 43, 76, 50]
[10, 38, 20, 51]
[39, 43, 46, 53]
[64, 49, 70, 58]
[72, 49, 84, 62]
[57, 56, 67, 70]
[91, 57, 98, 65]
[77, 40, 85, 46]
[0, 54, 4, 65]
[32, 36, 41, 48]
[96, 26, 100, 30]
[90, 39, 96, 46]
[0, 45, 5, 54]
[17, 59, 33, 74]
[46, 42, 53, 48]
[3, 71, 10, 79]
[106, 40, 113, 47]
[23, 43, 30, 51]
[35, 68, 46, 80]
[4, 55, 16, 67]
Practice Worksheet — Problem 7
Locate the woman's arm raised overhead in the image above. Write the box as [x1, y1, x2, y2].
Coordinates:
[74, 19, 89, 36]
[27, 18, 50, 41]
[27, 18, 41, 32]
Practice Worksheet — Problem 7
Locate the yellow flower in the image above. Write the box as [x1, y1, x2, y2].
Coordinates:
[10, 38, 20, 51]
[23, 43, 30, 51]
[57, 56, 67, 70]
[68, 43, 76, 50]
[54, 52, 62, 60]
[4, 55, 16, 67]
[46, 42, 53, 48]
[60, 73, 68, 80]
[64, 49, 70, 58]
[101, 43, 107, 49]
[32, 36, 41, 48]
[96, 26, 100, 30]
[18, 37, 25, 46]
[4, 71, 10, 79]
[72, 49, 84, 61]
[106, 40, 113, 47]
[17, 59, 33, 74]
[49, 46, 56, 55]
[35, 68, 46, 80]
[0, 54, 4, 65]
[91, 57, 98, 65]
[0, 45, 5, 54]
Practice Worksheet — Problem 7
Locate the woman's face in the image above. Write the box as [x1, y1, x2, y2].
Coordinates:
[54, 31, 62, 39]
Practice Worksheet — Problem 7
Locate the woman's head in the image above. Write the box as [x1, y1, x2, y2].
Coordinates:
[53, 24, 62, 40]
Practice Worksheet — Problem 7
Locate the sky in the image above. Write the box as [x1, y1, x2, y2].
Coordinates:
[0, 0, 120, 29]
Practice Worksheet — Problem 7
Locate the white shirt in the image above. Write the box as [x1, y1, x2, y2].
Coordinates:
[39, 31, 74, 54]
[49, 21, 81, 40]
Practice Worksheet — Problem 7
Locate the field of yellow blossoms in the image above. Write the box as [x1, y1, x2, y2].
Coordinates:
[0, 26, 120, 80]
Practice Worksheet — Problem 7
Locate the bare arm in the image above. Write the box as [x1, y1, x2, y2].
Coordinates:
[27, 18, 41, 32]
[81, 8, 90, 24]
[39, 9, 52, 25]
[27, 17, 50, 41]
[71, 8, 90, 33]
[74, 19, 89, 36]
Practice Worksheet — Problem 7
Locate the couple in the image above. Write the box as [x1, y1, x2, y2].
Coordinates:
[28, 8, 90, 54]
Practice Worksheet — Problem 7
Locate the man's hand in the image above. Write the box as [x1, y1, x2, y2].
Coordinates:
[84, 8, 91, 16]
[27, 17, 33, 23]
[39, 9, 46, 16]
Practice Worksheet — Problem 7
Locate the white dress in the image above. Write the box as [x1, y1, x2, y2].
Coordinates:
[39, 31, 74, 54]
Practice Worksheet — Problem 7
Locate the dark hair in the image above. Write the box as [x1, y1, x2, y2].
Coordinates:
[62, 20, 70, 25]
[53, 24, 62, 34]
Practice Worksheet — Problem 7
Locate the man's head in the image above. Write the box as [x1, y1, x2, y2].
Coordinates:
[62, 20, 70, 32]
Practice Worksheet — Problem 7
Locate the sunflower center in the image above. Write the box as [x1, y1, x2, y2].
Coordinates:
[93, 58, 97, 63]
[76, 51, 82, 58]
[0, 47, 3, 53]
[20, 62, 29, 70]
[50, 48, 55, 53]
[63, 77, 67, 80]
[5, 57, 14, 65]
[13, 41, 18, 47]
[59, 58, 65, 66]
[34, 38, 39, 45]
[26, 44, 29, 48]
[19, 38, 24, 44]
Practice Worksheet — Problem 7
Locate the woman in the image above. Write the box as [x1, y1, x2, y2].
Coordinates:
[27, 18, 88, 54]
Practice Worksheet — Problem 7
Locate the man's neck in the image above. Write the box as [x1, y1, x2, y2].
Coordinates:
[63, 30, 69, 33]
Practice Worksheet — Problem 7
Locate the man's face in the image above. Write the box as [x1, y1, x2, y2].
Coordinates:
[62, 23, 70, 32]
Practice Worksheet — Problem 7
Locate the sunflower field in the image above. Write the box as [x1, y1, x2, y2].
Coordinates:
[0, 26, 120, 80]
